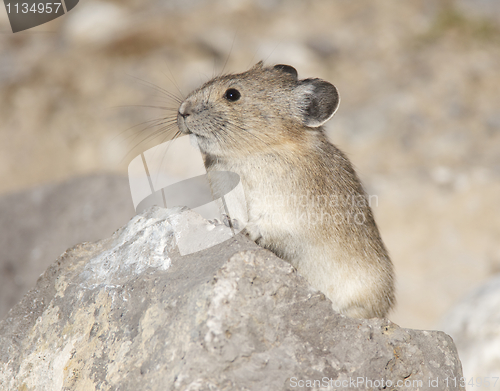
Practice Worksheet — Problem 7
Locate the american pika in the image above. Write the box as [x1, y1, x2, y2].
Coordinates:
[176, 61, 395, 318]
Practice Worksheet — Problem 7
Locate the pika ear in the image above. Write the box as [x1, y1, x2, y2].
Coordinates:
[295, 79, 340, 127]
[273, 64, 298, 79]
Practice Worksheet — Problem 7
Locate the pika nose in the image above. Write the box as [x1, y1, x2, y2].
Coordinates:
[178, 101, 192, 118]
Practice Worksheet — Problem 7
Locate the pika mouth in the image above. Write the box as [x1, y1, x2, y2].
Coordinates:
[176, 113, 192, 135]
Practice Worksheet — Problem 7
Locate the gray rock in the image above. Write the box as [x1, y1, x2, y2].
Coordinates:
[441, 274, 500, 385]
[0, 174, 135, 320]
[0, 207, 464, 390]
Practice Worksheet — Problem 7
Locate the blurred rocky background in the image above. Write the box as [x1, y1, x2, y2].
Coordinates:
[0, 0, 499, 383]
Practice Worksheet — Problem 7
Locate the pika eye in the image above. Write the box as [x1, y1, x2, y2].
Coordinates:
[224, 88, 241, 102]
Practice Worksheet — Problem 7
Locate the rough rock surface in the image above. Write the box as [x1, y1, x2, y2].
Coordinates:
[441, 274, 500, 383]
[0, 207, 464, 390]
[0, 174, 135, 319]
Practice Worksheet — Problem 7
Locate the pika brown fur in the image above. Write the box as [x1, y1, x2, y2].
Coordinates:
[177, 62, 395, 318]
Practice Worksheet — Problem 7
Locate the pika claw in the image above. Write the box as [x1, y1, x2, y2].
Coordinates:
[222, 214, 240, 230]
[209, 218, 222, 226]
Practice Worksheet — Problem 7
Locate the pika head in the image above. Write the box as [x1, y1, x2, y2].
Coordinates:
[177, 62, 340, 157]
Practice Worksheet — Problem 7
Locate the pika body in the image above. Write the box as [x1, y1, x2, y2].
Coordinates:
[176, 62, 395, 318]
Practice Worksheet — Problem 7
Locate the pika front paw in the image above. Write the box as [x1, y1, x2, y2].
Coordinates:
[208, 218, 222, 226]
[242, 222, 262, 242]
[209, 215, 242, 231]
[221, 214, 240, 230]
